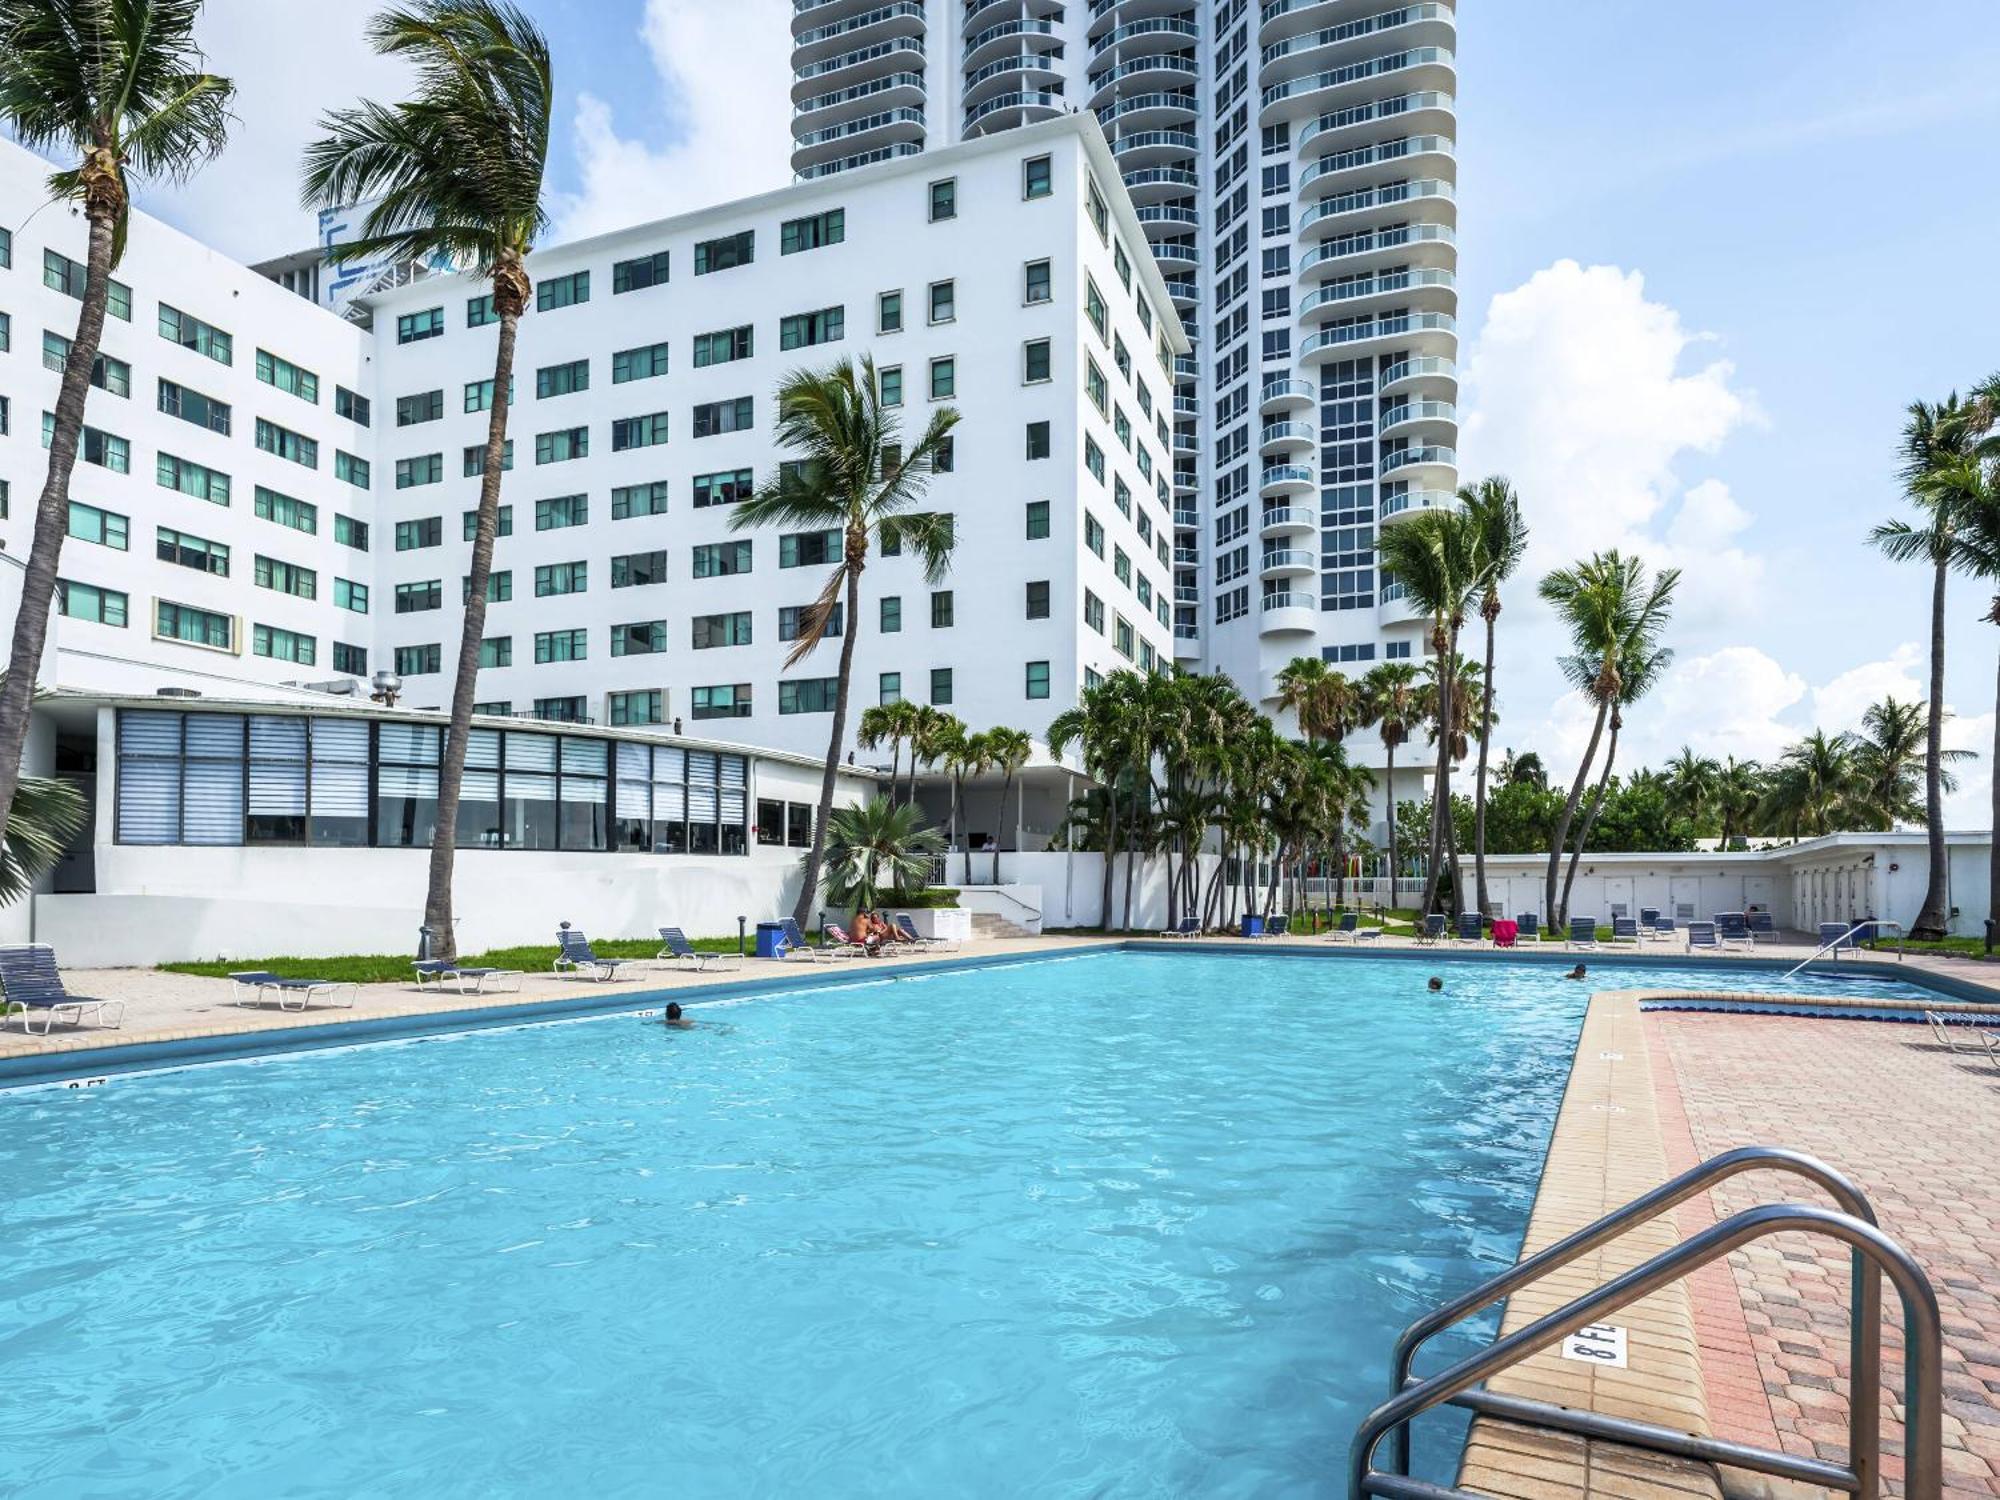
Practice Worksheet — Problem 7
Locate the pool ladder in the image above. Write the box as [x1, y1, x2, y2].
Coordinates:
[1349, 1145, 1944, 1500]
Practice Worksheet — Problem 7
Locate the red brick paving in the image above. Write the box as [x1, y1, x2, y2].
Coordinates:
[1648, 1012, 2000, 1496]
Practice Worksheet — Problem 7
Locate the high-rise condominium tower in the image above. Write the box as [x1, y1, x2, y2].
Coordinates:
[789, 1, 1458, 816]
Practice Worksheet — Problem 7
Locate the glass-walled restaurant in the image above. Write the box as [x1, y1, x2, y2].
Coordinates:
[113, 710, 752, 854]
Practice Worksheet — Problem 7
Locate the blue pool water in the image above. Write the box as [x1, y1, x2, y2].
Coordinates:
[0, 953, 1939, 1497]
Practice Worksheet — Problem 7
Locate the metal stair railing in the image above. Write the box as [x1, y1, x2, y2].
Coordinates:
[1353, 1204, 1943, 1500]
[1384, 1146, 1879, 1479]
[1782, 919, 1905, 979]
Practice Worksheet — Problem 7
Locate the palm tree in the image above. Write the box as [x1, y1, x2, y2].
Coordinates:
[1851, 696, 1965, 829]
[302, 0, 550, 961]
[1559, 639, 1671, 921]
[730, 355, 958, 926]
[1460, 477, 1528, 917]
[1274, 656, 1360, 746]
[0, 1, 233, 851]
[1662, 748, 1721, 834]
[817, 797, 946, 910]
[1377, 508, 1482, 915]
[1419, 652, 1487, 908]
[1049, 673, 1139, 932]
[906, 704, 955, 808]
[1537, 551, 1679, 927]
[1714, 757, 1763, 850]
[0, 772, 86, 904]
[1359, 660, 1422, 907]
[856, 702, 909, 798]
[985, 726, 1033, 885]
[1868, 397, 1978, 938]
[948, 728, 998, 885]
[1760, 731, 1862, 838]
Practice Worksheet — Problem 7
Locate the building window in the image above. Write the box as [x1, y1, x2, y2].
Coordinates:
[692, 397, 754, 437]
[1023, 154, 1052, 199]
[1023, 339, 1051, 384]
[928, 178, 956, 222]
[693, 229, 754, 274]
[334, 643, 368, 676]
[536, 269, 589, 310]
[1026, 580, 1050, 619]
[255, 417, 316, 468]
[534, 561, 587, 597]
[157, 526, 229, 576]
[1086, 175, 1108, 240]
[878, 290, 902, 333]
[692, 540, 752, 578]
[396, 388, 444, 426]
[532, 696, 589, 724]
[157, 303, 230, 362]
[878, 366, 903, 406]
[612, 411, 670, 451]
[43, 330, 132, 397]
[612, 341, 670, 383]
[536, 359, 589, 399]
[253, 624, 315, 666]
[1025, 421, 1051, 460]
[778, 603, 843, 642]
[780, 529, 840, 569]
[394, 580, 443, 613]
[778, 677, 839, 714]
[1086, 277, 1107, 340]
[612, 249, 670, 293]
[334, 578, 368, 613]
[394, 454, 442, 489]
[1114, 617, 1135, 659]
[395, 516, 443, 550]
[254, 486, 317, 535]
[479, 636, 512, 669]
[779, 306, 844, 350]
[1025, 660, 1050, 699]
[333, 450, 370, 489]
[1026, 500, 1050, 539]
[256, 349, 318, 404]
[467, 293, 497, 327]
[930, 590, 953, 628]
[534, 629, 588, 664]
[156, 378, 231, 434]
[781, 208, 845, 254]
[464, 439, 515, 475]
[610, 621, 667, 657]
[929, 668, 953, 705]
[605, 690, 663, 727]
[610, 550, 668, 588]
[1084, 591, 1104, 634]
[928, 279, 954, 323]
[254, 555, 317, 601]
[40, 414, 130, 473]
[335, 514, 369, 550]
[535, 494, 588, 530]
[614, 481, 672, 518]
[396, 307, 444, 344]
[1085, 513, 1105, 556]
[879, 672, 902, 706]
[880, 595, 901, 633]
[465, 377, 512, 412]
[396, 644, 442, 676]
[535, 427, 588, 464]
[1024, 259, 1051, 304]
[67, 500, 128, 551]
[930, 357, 955, 400]
[57, 579, 128, 627]
[158, 452, 229, 505]
[693, 325, 753, 366]
[691, 612, 753, 648]
[156, 600, 233, 651]
[1085, 437, 1105, 482]
[692, 684, 751, 719]
[462, 504, 514, 539]
[463, 570, 512, 604]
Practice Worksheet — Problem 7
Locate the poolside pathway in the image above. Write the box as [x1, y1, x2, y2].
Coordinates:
[1650, 1011, 2000, 1496]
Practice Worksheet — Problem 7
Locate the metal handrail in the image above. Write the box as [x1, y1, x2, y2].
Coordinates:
[962, 884, 1042, 922]
[1782, 918, 1905, 979]
[1385, 1145, 1878, 1476]
[1353, 1203, 1943, 1500]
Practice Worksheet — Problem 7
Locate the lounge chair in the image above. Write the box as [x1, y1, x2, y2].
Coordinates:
[1816, 922, 1857, 958]
[1714, 912, 1754, 952]
[1514, 913, 1540, 942]
[1649, 913, 1677, 942]
[1982, 1031, 2000, 1073]
[1608, 916, 1643, 947]
[1326, 912, 1383, 944]
[657, 927, 740, 971]
[554, 924, 627, 981]
[1414, 913, 1447, 945]
[228, 970, 359, 1011]
[0, 945, 127, 1034]
[1566, 916, 1599, 950]
[1261, 912, 1293, 940]
[1686, 920, 1720, 954]
[411, 960, 523, 994]
[1454, 912, 1484, 943]
[1639, 906, 1660, 930]
[898, 913, 961, 951]
[1925, 1010, 1979, 1054]
[1157, 918, 1200, 940]
[1748, 911, 1777, 939]
[778, 917, 832, 962]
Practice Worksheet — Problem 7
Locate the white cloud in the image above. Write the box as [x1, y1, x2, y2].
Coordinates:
[1808, 642, 1925, 731]
[551, 0, 792, 243]
[1645, 646, 1807, 764]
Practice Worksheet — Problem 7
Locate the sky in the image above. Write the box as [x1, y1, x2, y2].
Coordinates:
[96, 0, 2000, 825]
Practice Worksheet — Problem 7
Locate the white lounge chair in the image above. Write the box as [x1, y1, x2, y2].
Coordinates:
[412, 960, 522, 994]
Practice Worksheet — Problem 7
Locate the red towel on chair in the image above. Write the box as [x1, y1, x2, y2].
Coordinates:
[1491, 919, 1519, 948]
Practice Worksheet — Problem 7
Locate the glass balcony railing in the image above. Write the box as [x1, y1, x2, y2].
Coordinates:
[1259, 47, 1454, 111]
[796, 1, 925, 50]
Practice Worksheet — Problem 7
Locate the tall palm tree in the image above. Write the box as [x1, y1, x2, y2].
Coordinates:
[1760, 730, 1863, 838]
[905, 703, 954, 808]
[1274, 656, 1360, 746]
[303, 0, 550, 961]
[1359, 660, 1422, 907]
[0, 0, 233, 850]
[856, 702, 908, 798]
[1559, 639, 1671, 921]
[1537, 551, 1679, 927]
[1867, 397, 1978, 938]
[985, 726, 1033, 885]
[1850, 696, 1965, 830]
[1460, 476, 1528, 916]
[1377, 508, 1482, 915]
[1418, 652, 1487, 908]
[1662, 748, 1721, 834]
[1714, 757, 1763, 850]
[949, 729, 999, 885]
[731, 355, 958, 925]
[1049, 673, 1139, 932]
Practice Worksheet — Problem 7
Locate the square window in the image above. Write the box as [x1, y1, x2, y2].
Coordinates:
[928, 178, 956, 222]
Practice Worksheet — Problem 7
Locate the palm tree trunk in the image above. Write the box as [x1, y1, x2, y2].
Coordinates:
[991, 771, 1012, 885]
[1545, 693, 1611, 928]
[791, 557, 864, 928]
[1099, 789, 1119, 933]
[1122, 816, 1138, 931]
[951, 774, 965, 884]
[1561, 715, 1621, 923]
[0, 203, 117, 849]
[1383, 742, 1398, 909]
[887, 743, 900, 811]
[1422, 634, 1455, 917]
[1473, 612, 1498, 916]
[1912, 556, 1951, 939]
[425, 285, 522, 960]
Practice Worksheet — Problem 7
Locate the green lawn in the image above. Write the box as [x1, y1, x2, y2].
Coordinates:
[161, 933, 745, 986]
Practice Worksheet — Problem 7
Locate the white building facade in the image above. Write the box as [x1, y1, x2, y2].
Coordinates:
[788, 0, 1462, 760]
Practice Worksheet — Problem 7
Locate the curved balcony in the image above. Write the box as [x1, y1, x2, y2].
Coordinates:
[1091, 15, 1199, 60]
[1299, 310, 1456, 364]
[1107, 128, 1198, 167]
[1380, 399, 1456, 440]
[797, 140, 924, 179]
[1150, 238, 1197, 270]
[1259, 419, 1315, 456]
[967, 0, 1063, 28]
[791, 106, 927, 173]
[1298, 223, 1455, 280]
[1298, 178, 1455, 240]
[1173, 506, 1200, 529]
[1260, 462, 1315, 499]
[1380, 445, 1458, 486]
[1257, 0, 1452, 47]
[1259, 47, 1456, 124]
[1297, 89, 1456, 156]
[792, 36, 926, 102]
[1260, 376, 1317, 414]
[964, 50, 1067, 110]
[792, 69, 926, 130]
[1134, 203, 1199, 230]
[1258, 2, 1456, 77]
[1298, 134, 1456, 198]
[1380, 355, 1457, 398]
[1173, 627, 1202, 658]
[1121, 164, 1199, 203]
[1260, 503, 1317, 539]
[1162, 276, 1197, 308]
[1173, 468, 1198, 495]
[1087, 53, 1198, 109]
[963, 16, 1057, 66]
[1260, 548, 1317, 581]
[1297, 268, 1456, 321]
[792, 1, 925, 68]
[1095, 90, 1197, 131]
[1260, 591, 1319, 635]
[1087, 0, 1200, 37]
[1377, 580, 1426, 626]
[1379, 488, 1456, 523]
[964, 90, 1067, 135]
[794, 0, 902, 33]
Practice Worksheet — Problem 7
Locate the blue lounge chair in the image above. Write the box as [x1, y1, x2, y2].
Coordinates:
[1415, 913, 1447, 945]
[228, 970, 359, 1011]
[1609, 916, 1642, 947]
[0, 945, 126, 1034]
[1686, 920, 1720, 954]
[897, 913, 961, 951]
[1748, 910, 1778, 939]
[1261, 912, 1293, 940]
[554, 924, 627, 981]
[1157, 918, 1200, 940]
[1639, 906, 1660, 930]
[1714, 912, 1754, 952]
[411, 960, 522, 995]
[1816, 921, 1858, 958]
[1326, 911, 1383, 944]
[1650, 913, 1678, 941]
[1454, 912, 1484, 943]
[1566, 916, 1598, 950]
[1515, 912, 1540, 942]
[657, 927, 739, 971]
[778, 917, 828, 962]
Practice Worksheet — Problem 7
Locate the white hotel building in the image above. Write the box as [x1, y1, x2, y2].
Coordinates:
[791, 0, 1461, 791]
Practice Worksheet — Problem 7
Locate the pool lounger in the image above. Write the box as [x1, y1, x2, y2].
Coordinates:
[897, 914, 961, 952]
[1157, 919, 1200, 940]
[1565, 916, 1599, 951]
[0, 944, 127, 1034]
[1325, 913, 1382, 943]
[658, 927, 740, 971]
[554, 925, 632, 981]
[411, 960, 524, 995]
[1925, 1010, 1988, 1055]
[228, 971, 359, 1012]
[1414, 914, 1447, 946]
[1607, 916, 1643, 947]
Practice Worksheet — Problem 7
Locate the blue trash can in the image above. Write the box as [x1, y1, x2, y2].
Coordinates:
[755, 921, 788, 959]
[1240, 914, 1265, 938]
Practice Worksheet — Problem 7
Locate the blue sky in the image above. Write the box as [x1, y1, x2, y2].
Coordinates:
[116, 0, 2000, 816]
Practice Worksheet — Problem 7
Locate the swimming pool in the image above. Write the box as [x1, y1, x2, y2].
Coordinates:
[0, 952, 1942, 1496]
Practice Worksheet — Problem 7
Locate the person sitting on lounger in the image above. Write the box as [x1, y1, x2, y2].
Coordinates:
[882, 912, 917, 945]
[664, 1002, 695, 1029]
[849, 912, 886, 955]
[1563, 963, 1588, 981]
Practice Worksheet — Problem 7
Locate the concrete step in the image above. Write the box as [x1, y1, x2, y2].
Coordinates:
[968, 911, 1033, 940]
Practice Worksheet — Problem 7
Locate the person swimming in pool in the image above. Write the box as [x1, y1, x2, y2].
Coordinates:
[1426, 976, 1443, 993]
[664, 1002, 695, 1029]
[1563, 964, 1587, 981]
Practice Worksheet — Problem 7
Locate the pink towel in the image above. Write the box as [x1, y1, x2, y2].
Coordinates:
[1491, 919, 1519, 948]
